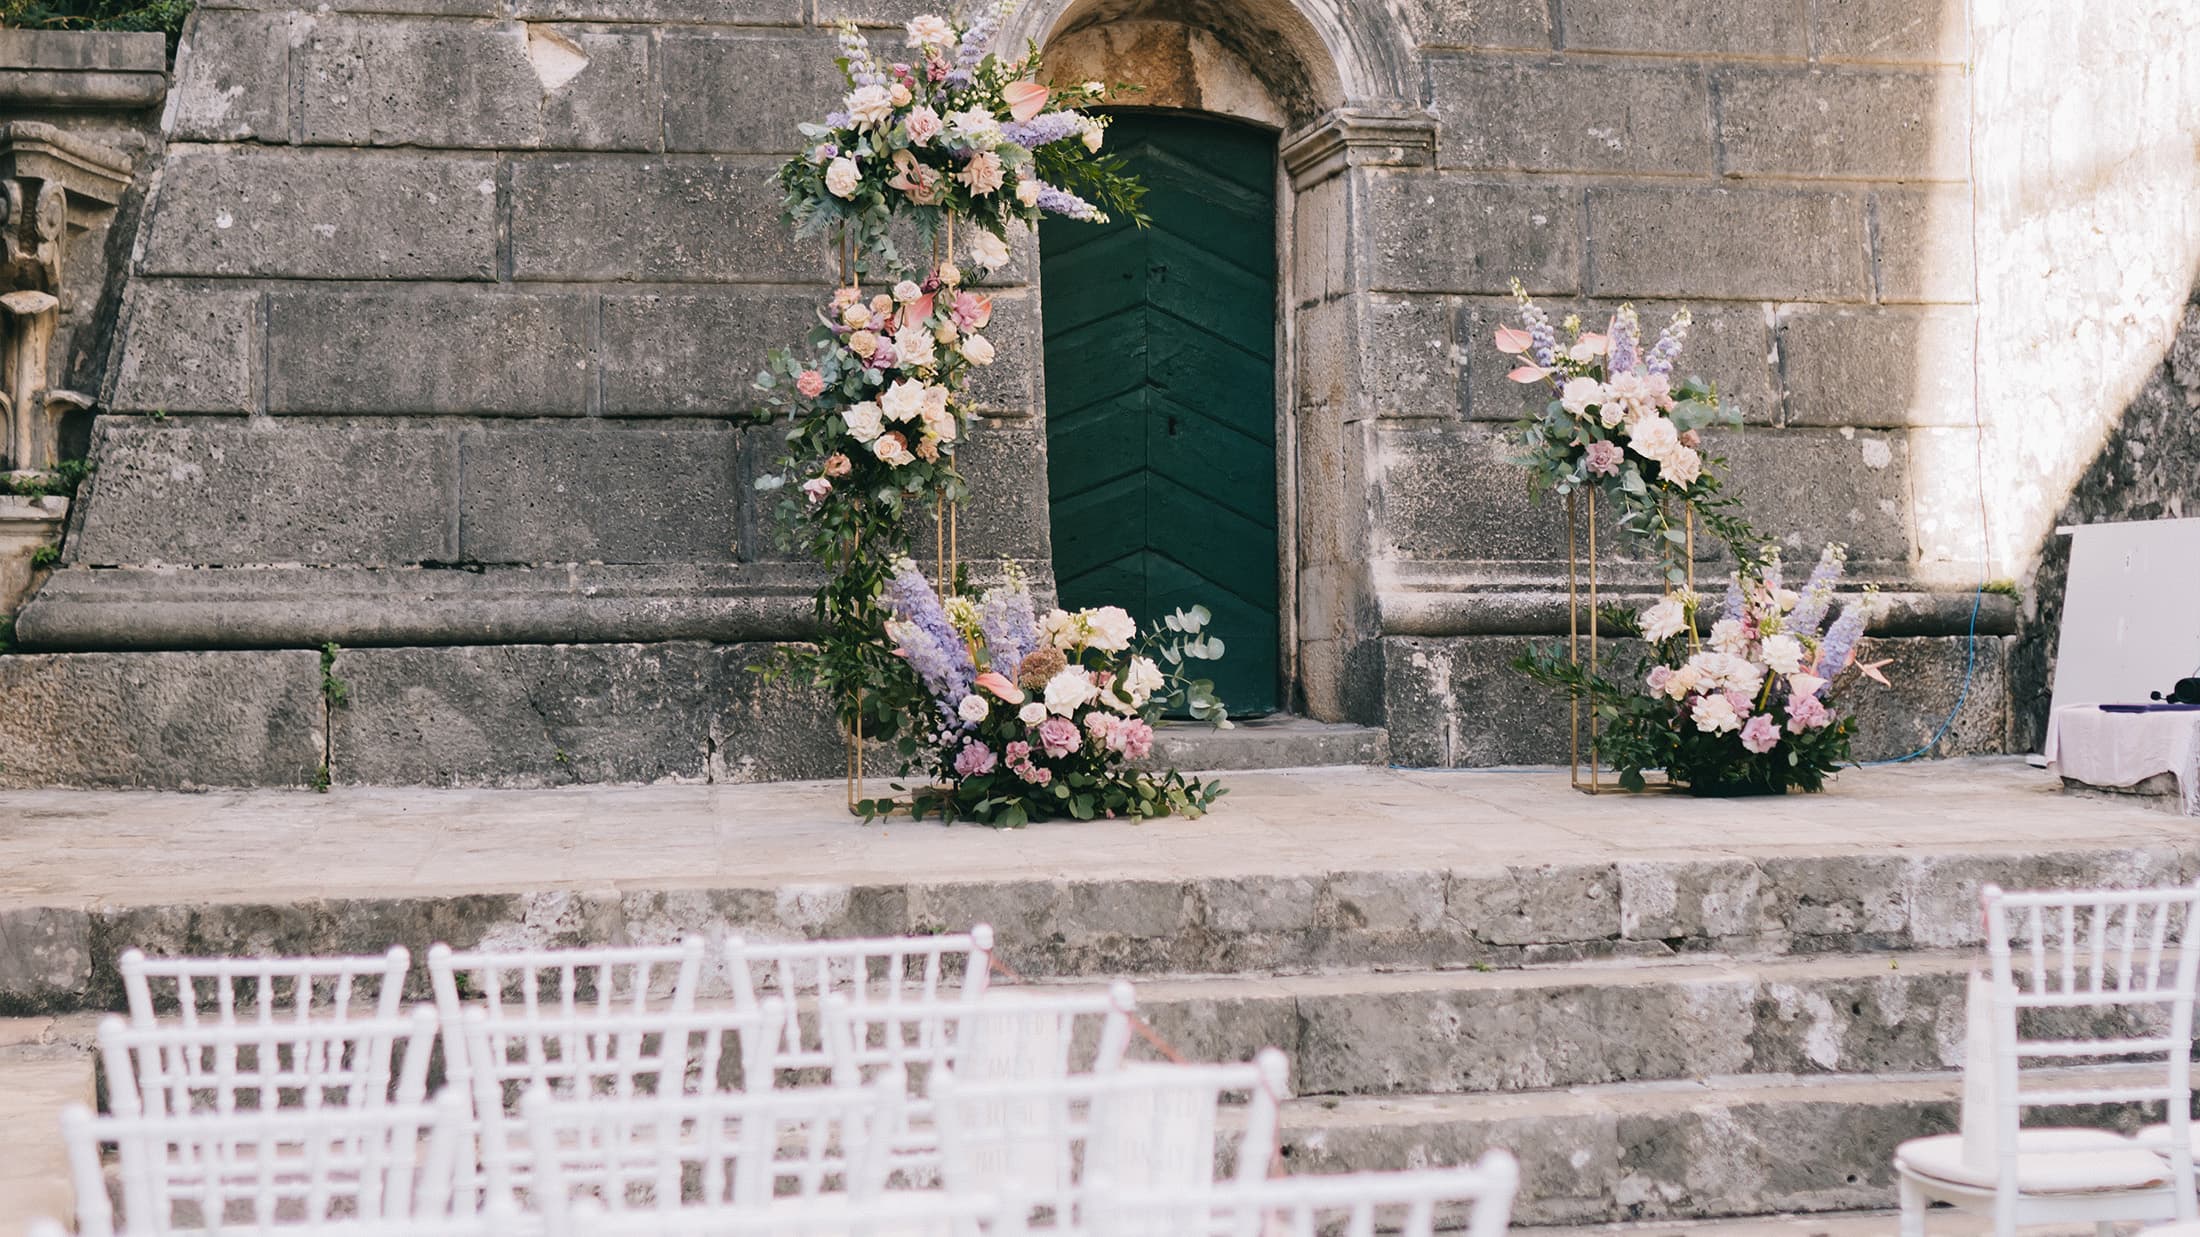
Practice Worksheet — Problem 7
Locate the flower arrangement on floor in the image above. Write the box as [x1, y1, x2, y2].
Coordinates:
[779, 2, 1146, 273]
[1516, 546, 1884, 794]
[867, 558, 1228, 825]
[1497, 281, 1751, 585]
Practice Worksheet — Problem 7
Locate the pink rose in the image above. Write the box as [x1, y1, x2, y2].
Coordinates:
[801, 477, 832, 504]
[1646, 666, 1674, 692]
[1584, 439, 1624, 477]
[1723, 689, 1753, 716]
[1037, 716, 1081, 757]
[954, 742, 997, 777]
[1740, 713, 1781, 754]
[1024, 764, 1053, 786]
[905, 106, 943, 146]
[1005, 741, 1031, 763]
[796, 370, 826, 398]
[951, 291, 992, 331]
[1786, 693, 1832, 730]
[830, 286, 862, 313]
[1107, 718, 1154, 759]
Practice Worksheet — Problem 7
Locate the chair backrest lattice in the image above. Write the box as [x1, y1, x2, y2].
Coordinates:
[822, 982, 1135, 1094]
[1082, 1154, 1521, 1237]
[519, 1074, 915, 1235]
[725, 927, 995, 1076]
[62, 1090, 475, 1237]
[547, 1191, 1006, 1237]
[99, 1006, 438, 1122]
[933, 1049, 1290, 1223]
[121, 948, 412, 1030]
[427, 938, 707, 1091]
[457, 1004, 775, 1207]
[1972, 880, 2200, 1193]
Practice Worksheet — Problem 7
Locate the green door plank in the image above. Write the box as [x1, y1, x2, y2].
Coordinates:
[1041, 112, 1281, 715]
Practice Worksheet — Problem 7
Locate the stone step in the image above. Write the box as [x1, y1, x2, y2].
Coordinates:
[7, 831, 2190, 1014]
[1529, 1211, 2103, 1236]
[0, 1015, 99, 1237]
[1124, 952, 1996, 1097]
[1148, 716, 1389, 772]
[1257, 1068, 2159, 1227]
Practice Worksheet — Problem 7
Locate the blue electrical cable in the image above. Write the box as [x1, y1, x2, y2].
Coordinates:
[1861, 581, 1985, 766]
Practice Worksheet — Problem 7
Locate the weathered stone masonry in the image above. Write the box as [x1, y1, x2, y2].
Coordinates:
[12, 0, 2181, 787]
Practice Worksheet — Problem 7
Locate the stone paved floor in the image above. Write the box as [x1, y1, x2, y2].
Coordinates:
[0, 758, 2186, 909]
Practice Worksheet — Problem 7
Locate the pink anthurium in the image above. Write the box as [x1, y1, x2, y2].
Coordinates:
[1493, 325, 1533, 354]
[1506, 365, 1552, 383]
[974, 671, 1025, 704]
[1575, 332, 1609, 355]
[1002, 81, 1051, 122]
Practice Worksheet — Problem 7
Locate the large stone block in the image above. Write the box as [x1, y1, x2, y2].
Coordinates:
[1846, 634, 2012, 759]
[0, 651, 324, 789]
[1366, 173, 1580, 295]
[1380, 635, 1576, 766]
[509, 156, 821, 284]
[105, 282, 260, 414]
[712, 644, 842, 782]
[961, 288, 1040, 414]
[1363, 294, 1459, 419]
[330, 642, 722, 787]
[1873, 187, 1974, 304]
[1456, 297, 1777, 425]
[456, 424, 743, 564]
[1812, 0, 1966, 64]
[1714, 427, 1914, 566]
[510, 0, 800, 19]
[200, 0, 495, 13]
[601, 290, 816, 416]
[950, 423, 1053, 562]
[1406, 0, 1551, 49]
[266, 288, 592, 415]
[1430, 57, 1712, 176]
[0, 908, 94, 1014]
[1563, 0, 1808, 57]
[661, 31, 844, 155]
[142, 148, 497, 281]
[1778, 305, 1976, 427]
[1373, 424, 1566, 563]
[296, 17, 653, 150]
[71, 418, 459, 567]
[1588, 186, 1870, 302]
[1716, 68, 1965, 181]
[168, 9, 292, 142]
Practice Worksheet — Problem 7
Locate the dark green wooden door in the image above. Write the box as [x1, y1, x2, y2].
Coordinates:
[1040, 113, 1280, 714]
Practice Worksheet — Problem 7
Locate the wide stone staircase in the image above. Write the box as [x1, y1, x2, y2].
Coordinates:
[1, 830, 2192, 1233]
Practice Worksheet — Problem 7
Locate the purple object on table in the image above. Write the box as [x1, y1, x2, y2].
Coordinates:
[2100, 703, 2200, 713]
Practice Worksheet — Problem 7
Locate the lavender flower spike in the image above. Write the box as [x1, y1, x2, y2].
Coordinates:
[1644, 309, 1691, 377]
[1034, 182, 1104, 222]
[1003, 112, 1084, 149]
[1607, 304, 1640, 375]
[954, 0, 1017, 70]
[977, 572, 1039, 675]
[1786, 544, 1847, 638]
[836, 21, 881, 80]
[1813, 601, 1868, 690]
[1719, 571, 1745, 624]
[884, 557, 975, 706]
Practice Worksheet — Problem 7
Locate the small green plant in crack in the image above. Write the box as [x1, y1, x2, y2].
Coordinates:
[312, 763, 331, 793]
[320, 643, 350, 707]
[29, 544, 60, 570]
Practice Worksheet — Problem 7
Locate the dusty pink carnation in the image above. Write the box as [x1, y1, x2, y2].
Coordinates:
[1740, 713, 1781, 754]
[954, 742, 997, 776]
[1786, 693, 1832, 730]
[1646, 666, 1674, 692]
[796, 370, 826, 399]
[1107, 718, 1154, 759]
[1584, 439, 1624, 477]
[1036, 716, 1081, 758]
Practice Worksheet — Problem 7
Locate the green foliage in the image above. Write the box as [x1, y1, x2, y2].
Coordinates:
[319, 642, 349, 707]
[29, 544, 60, 570]
[0, 616, 15, 655]
[0, 457, 92, 500]
[0, 0, 194, 51]
[1982, 579, 2020, 598]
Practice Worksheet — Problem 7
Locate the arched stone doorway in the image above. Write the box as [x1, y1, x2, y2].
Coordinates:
[1016, 0, 1430, 722]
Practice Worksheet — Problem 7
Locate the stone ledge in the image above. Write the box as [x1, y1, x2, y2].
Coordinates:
[1376, 581, 2018, 638]
[0, 31, 168, 112]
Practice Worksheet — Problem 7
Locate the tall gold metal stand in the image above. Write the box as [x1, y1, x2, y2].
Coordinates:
[1568, 494, 1696, 795]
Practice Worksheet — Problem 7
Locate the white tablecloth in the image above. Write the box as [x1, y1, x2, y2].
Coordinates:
[2044, 704, 2200, 815]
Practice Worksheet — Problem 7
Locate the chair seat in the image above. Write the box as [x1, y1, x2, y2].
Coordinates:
[2136, 1122, 2200, 1159]
[2142, 1224, 2200, 1235]
[1897, 1129, 2171, 1195]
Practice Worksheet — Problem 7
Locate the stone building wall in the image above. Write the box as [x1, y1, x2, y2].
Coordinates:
[10, 0, 2162, 787]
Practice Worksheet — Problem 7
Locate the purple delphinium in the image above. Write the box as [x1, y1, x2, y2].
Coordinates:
[1034, 183, 1103, 221]
[1607, 305, 1640, 375]
[823, 111, 852, 129]
[1003, 112, 1084, 149]
[1813, 601, 1868, 690]
[836, 23, 882, 85]
[1786, 544, 1847, 638]
[1644, 310, 1691, 377]
[1719, 572, 1745, 624]
[954, 0, 1013, 71]
[885, 559, 975, 706]
[1518, 300, 1557, 368]
[978, 578, 1039, 675]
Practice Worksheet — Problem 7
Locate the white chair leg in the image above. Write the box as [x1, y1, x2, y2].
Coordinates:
[1898, 1175, 1926, 1237]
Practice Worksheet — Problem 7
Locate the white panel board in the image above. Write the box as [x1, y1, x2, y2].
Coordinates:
[2049, 517, 2200, 724]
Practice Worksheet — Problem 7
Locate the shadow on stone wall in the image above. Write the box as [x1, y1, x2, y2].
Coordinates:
[2011, 280, 2200, 750]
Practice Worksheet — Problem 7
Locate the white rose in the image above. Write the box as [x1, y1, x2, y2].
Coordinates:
[948, 109, 1000, 142]
[1691, 693, 1741, 735]
[1775, 588, 1801, 612]
[842, 401, 884, 443]
[846, 85, 895, 128]
[1709, 618, 1748, 656]
[920, 395, 958, 444]
[1016, 178, 1041, 207]
[1018, 702, 1048, 726]
[879, 377, 927, 422]
[893, 325, 937, 369]
[905, 14, 954, 46]
[1559, 376, 1602, 418]
[1627, 415, 1679, 463]
[1639, 598, 1686, 644]
[1082, 119, 1103, 152]
[959, 333, 995, 365]
[892, 280, 923, 303]
[1079, 605, 1137, 652]
[870, 432, 915, 466]
[1123, 655, 1164, 706]
[965, 229, 1011, 272]
[1664, 664, 1702, 700]
[957, 694, 989, 723]
[1661, 444, 1703, 486]
[1762, 634, 1805, 676]
[824, 156, 862, 199]
[1039, 608, 1079, 650]
[1044, 667, 1100, 716]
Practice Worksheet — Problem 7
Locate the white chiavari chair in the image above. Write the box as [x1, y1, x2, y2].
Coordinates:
[1080, 1152, 1520, 1237]
[99, 1005, 437, 1122]
[121, 947, 412, 1030]
[724, 926, 995, 1082]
